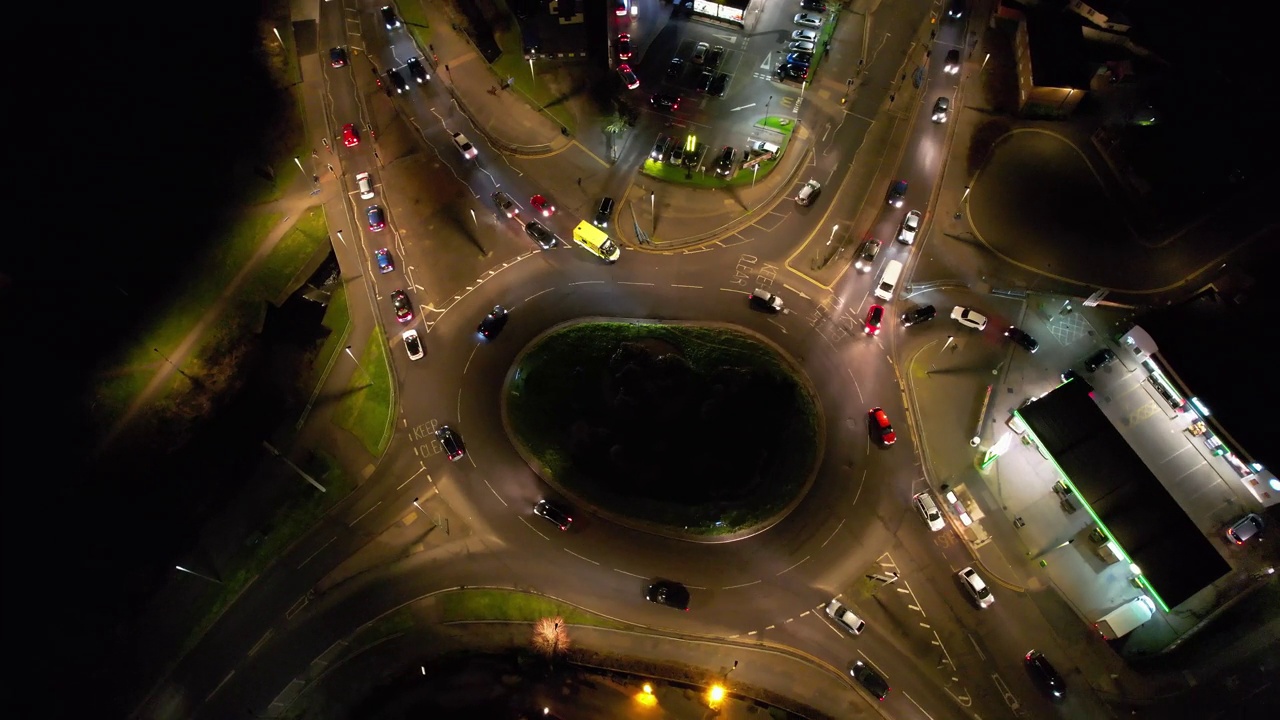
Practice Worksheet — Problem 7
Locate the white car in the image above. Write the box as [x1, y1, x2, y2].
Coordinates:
[794, 13, 823, 28]
[792, 29, 818, 42]
[913, 491, 945, 532]
[958, 567, 995, 608]
[788, 40, 815, 53]
[951, 306, 988, 330]
[692, 42, 710, 64]
[898, 210, 921, 244]
[451, 132, 478, 159]
[402, 329, 424, 360]
[825, 599, 866, 635]
[356, 171, 375, 200]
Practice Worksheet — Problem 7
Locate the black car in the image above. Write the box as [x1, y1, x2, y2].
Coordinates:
[387, 69, 408, 94]
[713, 146, 736, 177]
[1005, 326, 1040, 353]
[666, 57, 684, 78]
[705, 45, 724, 69]
[947, 0, 967, 19]
[524, 220, 558, 249]
[801, 0, 827, 10]
[533, 500, 573, 530]
[329, 47, 348, 68]
[478, 305, 509, 338]
[436, 425, 465, 461]
[777, 62, 808, 80]
[1025, 650, 1066, 699]
[406, 56, 429, 83]
[850, 661, 890, 701]
[695, 70, 713, 93]
[380, 5, 401, 29]
[594, 197, 615, 227]
[708, 72, 728, 97]
[1084, 348, 1116, 372]
[649, 93, 680, 112]
[901, 305, 936, 327]
[645, 581, 690, 611]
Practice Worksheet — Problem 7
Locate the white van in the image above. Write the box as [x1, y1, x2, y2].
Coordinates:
[874, 260, 903, 301]
[1095, 596, 1156, 639]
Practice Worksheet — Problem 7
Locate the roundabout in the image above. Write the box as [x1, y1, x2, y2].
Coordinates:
[132, 3, 1184, 720]
[503, 319, 821, 538]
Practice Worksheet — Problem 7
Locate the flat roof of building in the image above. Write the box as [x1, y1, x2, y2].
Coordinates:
[1018, 378, 1230, 608]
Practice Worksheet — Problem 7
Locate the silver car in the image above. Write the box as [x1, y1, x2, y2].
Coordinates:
[825, 599, 866, 635]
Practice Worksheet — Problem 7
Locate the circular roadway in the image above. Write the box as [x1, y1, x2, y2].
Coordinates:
[161, 4, 1081, 720]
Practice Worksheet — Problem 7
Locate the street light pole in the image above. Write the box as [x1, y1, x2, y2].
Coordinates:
[334, 229, 345, 246]
[955, 185, 971, 219]
[528, 57, 535, 82]
[344, 345, 366, 381]
[765, 95, 772, 122]
[262, 441, 327, 492]
[650, 191, 655, 236]
[176, 565, 222, 585]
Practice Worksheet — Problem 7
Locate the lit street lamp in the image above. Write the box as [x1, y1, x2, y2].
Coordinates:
[175, 565, 222, 585]
[344, 345, 366, 380]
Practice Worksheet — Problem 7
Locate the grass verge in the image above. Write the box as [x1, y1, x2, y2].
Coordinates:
[491, 25, 575, 134]
[307, 285, 351, 392]
[332, 330, 394, 456]
[90, 210, 283, 428]
[641, 117, 795, 188]
[440, 589, 627, 629]
[180, 452, 354, 656]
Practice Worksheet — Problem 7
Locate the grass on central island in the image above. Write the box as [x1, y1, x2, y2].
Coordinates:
[507, 322, 818, 535]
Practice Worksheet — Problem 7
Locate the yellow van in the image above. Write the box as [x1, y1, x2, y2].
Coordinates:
[572, 221, 620, 263]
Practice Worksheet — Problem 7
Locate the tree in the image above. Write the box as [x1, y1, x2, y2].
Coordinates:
[532, 616, 569, 659]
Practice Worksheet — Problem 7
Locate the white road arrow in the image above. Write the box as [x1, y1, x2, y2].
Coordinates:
[760, 54, 774, 70]
[709, 32, 738, 44]
[730, 103, 756, 111]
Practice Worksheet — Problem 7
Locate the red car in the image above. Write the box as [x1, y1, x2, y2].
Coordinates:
[342, 123, 360, 147]
[617, 64, 639, 90]
[870, 407, 896, 446]
[530, 194, 556, 217]
[864, 304, 884, 335]
[391, 290, 413, 323]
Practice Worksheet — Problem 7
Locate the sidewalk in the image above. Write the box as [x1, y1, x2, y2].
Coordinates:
[416, 0, 572, 155]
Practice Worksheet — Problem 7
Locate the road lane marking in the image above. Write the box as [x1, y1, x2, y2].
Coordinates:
[722, 580, 761, 590]
[671, 284, 703, 288]
[523, 287, 555, 303]
[518, 516, 548, 540]
[350, 502, 381, 526]
[614, 568, 647, 579]
[297, 536, 336, 569]
[617, 281, 654, 286]
[481, 477, 506, 506]
[821, 518, 845, 547]
[566, 549, 599, 565]
[776, 555, 810, 576]
[569, 280, 604, 285]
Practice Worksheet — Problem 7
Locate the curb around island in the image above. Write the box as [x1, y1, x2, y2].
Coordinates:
[499, 317, 827, 544]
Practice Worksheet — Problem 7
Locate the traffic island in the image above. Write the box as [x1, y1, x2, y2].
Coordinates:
[503, 321, 821, 538]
